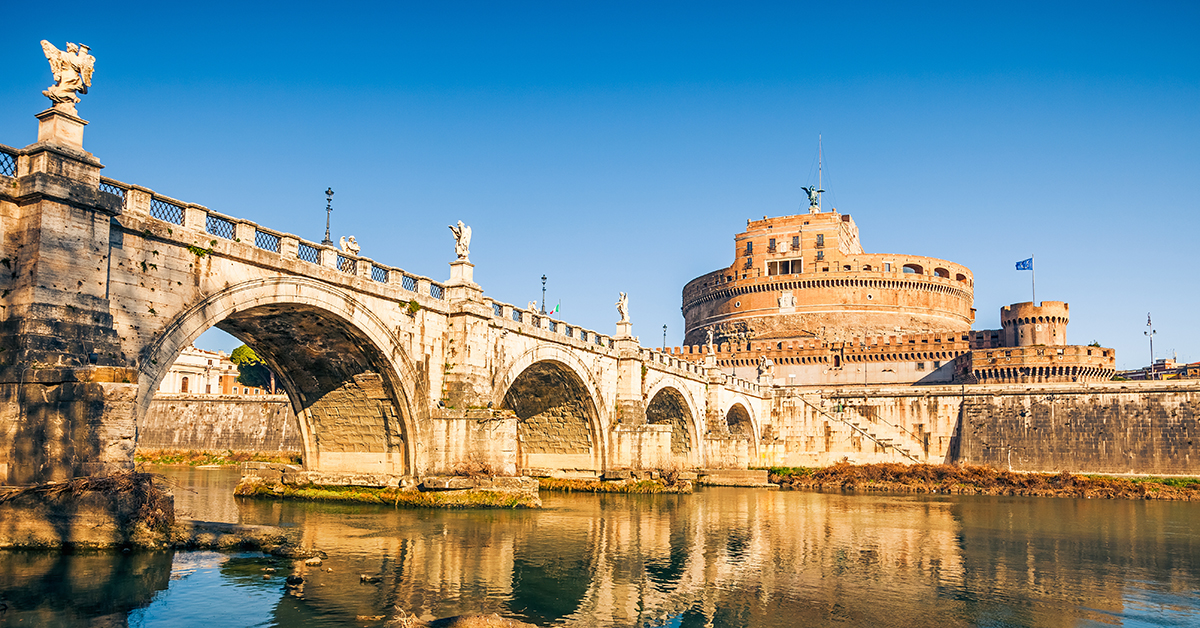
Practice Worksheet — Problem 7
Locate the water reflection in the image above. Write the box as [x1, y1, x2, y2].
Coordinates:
[0, 466, 1196, 627]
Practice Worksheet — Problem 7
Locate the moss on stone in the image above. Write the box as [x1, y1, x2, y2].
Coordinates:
[537, 477, 693, 494]
[235, 481, 540, 508]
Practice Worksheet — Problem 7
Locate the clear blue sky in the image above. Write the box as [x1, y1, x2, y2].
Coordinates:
[3, 1, 1197, 369]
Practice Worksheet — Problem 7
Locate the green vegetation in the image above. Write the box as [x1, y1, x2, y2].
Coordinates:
[235, 481, 539, 509]
[186, 244, 212, 257]
[230, 344, 275, 390]
[136, 449, 302, 466]
[537, 477, 693, 494]
[767, 462, 1200, 501]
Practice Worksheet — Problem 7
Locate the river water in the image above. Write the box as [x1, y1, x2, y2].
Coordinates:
[1, 466, 1197, 628]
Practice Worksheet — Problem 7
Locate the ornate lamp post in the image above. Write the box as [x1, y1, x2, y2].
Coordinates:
[1145, 313, 1157, 380]
[663, 324, 668, 351]
[541, 275, 547, 314]
[322, 188, 334, 246]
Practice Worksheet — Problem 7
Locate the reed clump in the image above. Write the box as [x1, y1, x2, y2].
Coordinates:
[766, 463, 1200, 500]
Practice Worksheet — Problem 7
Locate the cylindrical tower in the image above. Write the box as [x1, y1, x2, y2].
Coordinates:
[1000, 301, 1069, 347]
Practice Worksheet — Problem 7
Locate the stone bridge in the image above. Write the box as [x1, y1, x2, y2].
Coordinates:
[0, 107, 767, 484]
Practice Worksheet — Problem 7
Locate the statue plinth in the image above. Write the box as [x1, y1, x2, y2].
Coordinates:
[446, 259, 476, 286]
[36, 107, 88, 152]
[615, 321, 632, 338]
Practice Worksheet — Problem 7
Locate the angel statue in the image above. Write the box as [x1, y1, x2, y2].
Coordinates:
[41, 40, 95, 112]
[616, 292, 629, 323]
[448, 220, 472, 260]
[706, 327, 715, 349]
[339, 235, 361, 256]
[800, 185, 823, 209]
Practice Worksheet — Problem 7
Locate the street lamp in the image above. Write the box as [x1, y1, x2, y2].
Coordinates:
[322, 187, 334, 246]
[1145, 313, 1156, 380]
[541, 275, 547, 314]
[663, 324, 667, 350]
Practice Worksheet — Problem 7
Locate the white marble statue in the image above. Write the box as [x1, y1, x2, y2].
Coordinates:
[41, 40, 94, 112]
[528, 301, 538, 313]
[448, 221, 472, 260]
[616, 292, 628, 323]
[706, 327, 715, 350]
[339, 235, 360, 256]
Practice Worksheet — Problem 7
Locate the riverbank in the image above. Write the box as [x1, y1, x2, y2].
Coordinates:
[234, 480, 541, 508]
[536, 477, 694, 494]
[136, 448, 302, 466]
[767, 463, 1200, 500]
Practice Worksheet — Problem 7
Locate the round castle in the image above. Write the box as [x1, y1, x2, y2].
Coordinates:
[682, 209, 975, 346]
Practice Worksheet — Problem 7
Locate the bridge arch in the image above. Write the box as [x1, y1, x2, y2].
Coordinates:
[722, 396, 761, 452]
[644, 376, 702, 465]
[139, 277, 423, 475]
[495, 344, 608, 474]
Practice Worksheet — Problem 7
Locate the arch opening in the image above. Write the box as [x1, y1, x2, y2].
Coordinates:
[646, 387, 695, 459]
[725, 404, 752, 436]
[140, 287, 418, 477]
[501, 360, 600, 474]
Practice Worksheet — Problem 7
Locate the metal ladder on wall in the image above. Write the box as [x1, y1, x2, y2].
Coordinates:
[795, 396, 921, 463]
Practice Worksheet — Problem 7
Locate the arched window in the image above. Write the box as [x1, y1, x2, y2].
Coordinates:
[902, 264, 923, 275]
[934, 267, 950, 278]
[180, 376, 189, 393]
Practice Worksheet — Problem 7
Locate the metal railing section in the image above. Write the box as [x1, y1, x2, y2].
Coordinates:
[297, 242, 320, 264]
[337, 254, 356, 274]
[429, 284, 444, 300]
[492, 303, 503, 316]
[99, 180, 127, 208]
[254, 229, 280, 253]
[0, 145, 16, 177]
[401, 275, 418, 292]
[548, 320, 557, 332]
[149, 197, 184, 225]
[370, 265, 388, 283]
[512, 309, 523, 323]
[206, 214, 235, 240]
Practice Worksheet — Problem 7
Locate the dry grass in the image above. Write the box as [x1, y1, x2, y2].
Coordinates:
[768, 463, 1200, 500]
[235, 481, 541, 509]
[136, 449, 302, 466]
[0, 472, 175, 529]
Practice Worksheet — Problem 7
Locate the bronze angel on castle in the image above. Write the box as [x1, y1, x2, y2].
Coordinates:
[41, 40, 95, 112]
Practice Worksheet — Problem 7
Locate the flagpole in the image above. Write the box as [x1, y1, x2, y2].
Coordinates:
[1031, 255, 1036, 304]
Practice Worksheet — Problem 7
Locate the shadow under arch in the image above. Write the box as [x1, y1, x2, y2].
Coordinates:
[723, 400, 760, 460]
[496, 345, 606, 474]
[138, 277, 423, 475]
[644, 382, 700, 466]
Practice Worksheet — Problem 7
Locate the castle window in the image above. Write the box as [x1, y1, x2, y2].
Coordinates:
[843, 265, 851, 271]
[180, 376, 189, 393]
[768, 238, 776, 252]
[816, 251, 824, 261]
[816, 234, 824, 248]
[933, 361, 941, 369]
[884, 262, 892, 272]
[916, 362, 925, 371]
[745, 241, 753, 254]
[903, 264, 923, 274]
[792, 235, 800, 249]
[205, 384, 212, 394]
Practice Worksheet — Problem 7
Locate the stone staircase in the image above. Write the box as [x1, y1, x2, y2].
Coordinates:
[797, 397, 925, 464]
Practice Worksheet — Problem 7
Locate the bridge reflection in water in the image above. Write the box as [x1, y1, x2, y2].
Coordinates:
[2, 466, 1197, 627]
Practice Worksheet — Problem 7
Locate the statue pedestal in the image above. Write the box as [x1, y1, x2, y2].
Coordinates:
[446, 260, 476, 286]
[615, 321, 632, 338]
[36, 107, 88, 152]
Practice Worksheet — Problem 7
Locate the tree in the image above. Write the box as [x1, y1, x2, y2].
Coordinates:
[230, 344, 274, 392]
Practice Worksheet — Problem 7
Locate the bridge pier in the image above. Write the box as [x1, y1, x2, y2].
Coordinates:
[0, 109, 135, 484]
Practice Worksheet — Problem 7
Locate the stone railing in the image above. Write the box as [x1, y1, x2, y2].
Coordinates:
[642, 348, 705, 377]
[484, 298, 613, 351]
[101, 176, 446, 302]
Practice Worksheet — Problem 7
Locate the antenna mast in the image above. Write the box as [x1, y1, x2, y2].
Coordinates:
[818, 134, 823, 211]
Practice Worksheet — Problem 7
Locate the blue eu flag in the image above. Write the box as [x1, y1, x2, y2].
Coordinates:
[1015, 258, 1033, 271]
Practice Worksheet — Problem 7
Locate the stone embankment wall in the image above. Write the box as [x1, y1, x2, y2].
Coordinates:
[758, 381, 1200, 476]
[139, 394, 302, 452]
[954, 383, 1199, 475]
